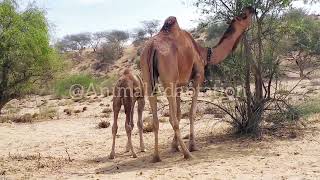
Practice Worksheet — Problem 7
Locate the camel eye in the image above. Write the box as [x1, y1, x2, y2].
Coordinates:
[239, 13, 247, 20]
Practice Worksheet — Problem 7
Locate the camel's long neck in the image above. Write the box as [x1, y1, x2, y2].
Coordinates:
[210, 30, 244, 65]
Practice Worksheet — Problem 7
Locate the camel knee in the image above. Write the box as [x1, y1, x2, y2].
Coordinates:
[172, 122, 179, 131]
[125, 124, 133, 133]
[137, 120, 143, 130]
[112, 124, 118, 135]
[153, 119, 159, 131]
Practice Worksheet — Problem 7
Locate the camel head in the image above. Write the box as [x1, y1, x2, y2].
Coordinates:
[209, 6, 256, 64]
[232, 6, 256, 31]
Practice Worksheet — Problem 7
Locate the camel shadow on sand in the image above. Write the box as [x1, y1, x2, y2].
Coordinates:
[92, 133, 275, 175]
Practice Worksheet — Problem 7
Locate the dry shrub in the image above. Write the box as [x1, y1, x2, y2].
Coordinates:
[102, 108, 112, 114]
[39, 107, 58, 120]
[64, 109, 72, 116]
[82, 107, 88, 112]
[98, 121, 110, 129]
[162, 110, 170, 117]
[0, 116, 14, 123]
[203, 106, 226, 118]
[159, 117, 167, 123]
[203, 106, 218, 114]
[12, 114, 33, 123]
[143, 116, 153, 133]
[96, 42, 123, 65]
[182, 112, 189, 119]
[101, 114, 111, 118]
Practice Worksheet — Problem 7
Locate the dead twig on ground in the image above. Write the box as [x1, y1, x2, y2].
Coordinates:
[65, 148, 73, 162]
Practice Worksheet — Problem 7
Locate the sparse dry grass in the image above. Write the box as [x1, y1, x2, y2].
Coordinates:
[38, 107, 58, 120]
[97, 121, 110, 129]
[102, 108, 112, 114]
[297, 97, 320, 118]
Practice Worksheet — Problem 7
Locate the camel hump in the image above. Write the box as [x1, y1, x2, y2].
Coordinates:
[161, 16, 179, 32]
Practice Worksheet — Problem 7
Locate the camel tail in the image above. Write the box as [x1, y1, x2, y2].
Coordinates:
[144, 43, 159, 95]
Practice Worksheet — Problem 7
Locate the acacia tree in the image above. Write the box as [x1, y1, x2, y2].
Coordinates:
[141, 19, 160, 37]
[132, 28, 147, 46]
[195, 0, 306, 134]
[0, 0, 61, 113]
[58, 32, 91, 52]
[90, 31, 108, 52]
[105, 30, 129, 44]
[96, 30, 129, 64]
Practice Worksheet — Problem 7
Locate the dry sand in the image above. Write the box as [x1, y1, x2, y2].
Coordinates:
[0, 76, 320, 179]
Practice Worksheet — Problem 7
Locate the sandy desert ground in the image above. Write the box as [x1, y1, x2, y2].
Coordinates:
[1, 77, 320, 180]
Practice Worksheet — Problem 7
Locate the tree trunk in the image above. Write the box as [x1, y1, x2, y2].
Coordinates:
[243, 33, 264, 135]
[255, 20, 264, 102]
[243, 35, 253, 125]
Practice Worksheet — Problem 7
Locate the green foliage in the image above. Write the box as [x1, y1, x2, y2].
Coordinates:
[195, 0, 298, 134]
[54, 74, 100, 98]
[284, 9, 320, 54]
[100, 74, 118, 96]
[0, 0, 62, 111]
[297, 98, 320, 118]
[206, 23, 227, 42]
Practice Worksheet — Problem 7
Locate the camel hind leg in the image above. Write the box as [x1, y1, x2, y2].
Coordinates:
[171, 89, 181, 152]
[164, 83, 192, 159]
[149, 95, 161, 162]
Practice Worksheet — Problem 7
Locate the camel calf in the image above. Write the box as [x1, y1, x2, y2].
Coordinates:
[109, 69, 146, 159]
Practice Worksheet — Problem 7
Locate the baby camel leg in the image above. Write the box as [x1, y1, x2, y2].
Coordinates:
[137, 98, 146, 152]
[124, 97, 137, 158]
[109, 97, 121, 159]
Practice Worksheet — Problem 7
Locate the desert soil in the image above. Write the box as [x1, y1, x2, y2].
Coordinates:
[0, 77, 320, 180]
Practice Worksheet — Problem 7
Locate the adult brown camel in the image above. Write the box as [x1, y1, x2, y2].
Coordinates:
[140, 6, 256, 162]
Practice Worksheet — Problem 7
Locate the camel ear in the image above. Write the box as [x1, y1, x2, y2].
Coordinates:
[235, 17, 241, 21]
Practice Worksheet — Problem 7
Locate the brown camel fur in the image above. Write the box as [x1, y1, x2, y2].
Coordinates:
[109, 69, 145, 159]
[140, 6, 256, 162]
